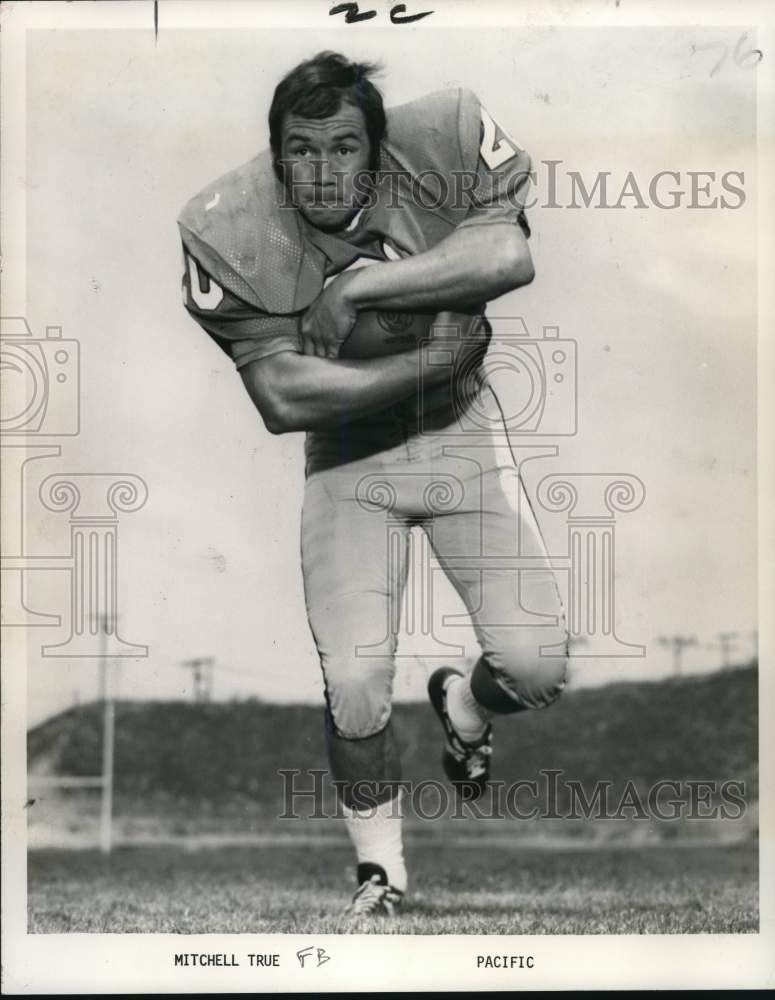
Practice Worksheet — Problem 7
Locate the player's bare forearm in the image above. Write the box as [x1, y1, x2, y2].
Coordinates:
[239, 347, 451, 434]
[299, 226, 533, 356]
[343, 224, 534, 314]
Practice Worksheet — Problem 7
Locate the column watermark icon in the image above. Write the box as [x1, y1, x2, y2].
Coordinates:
[1, 316, 149, 656]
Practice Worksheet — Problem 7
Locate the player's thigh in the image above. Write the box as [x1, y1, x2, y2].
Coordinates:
[429, 458, 567, 699]
[301, 468, 410, 734]
[430, 467, 564, 625]
[301, 468, 409, 622]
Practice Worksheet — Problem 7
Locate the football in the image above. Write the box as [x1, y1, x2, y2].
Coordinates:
[339, 309, 480, 360]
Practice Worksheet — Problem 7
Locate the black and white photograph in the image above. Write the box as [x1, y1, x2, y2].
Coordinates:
[1, 0, 773, 992]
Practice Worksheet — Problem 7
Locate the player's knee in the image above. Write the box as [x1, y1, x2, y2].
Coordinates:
[322, 654, 394, 739]
[490, 635, 568, 709]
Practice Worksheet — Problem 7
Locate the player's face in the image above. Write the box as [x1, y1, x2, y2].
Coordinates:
[279, 104, 372, 232]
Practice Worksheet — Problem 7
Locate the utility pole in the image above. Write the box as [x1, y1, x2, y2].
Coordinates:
[657, 635, 697, 676]
[99, 614, 115, 854]
[716, 631, 739, 670]
[182, 657, 215, 702]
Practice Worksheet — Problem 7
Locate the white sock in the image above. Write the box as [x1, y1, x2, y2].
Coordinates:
[446, 672, 490, 742]
[341, 791, 407, 893]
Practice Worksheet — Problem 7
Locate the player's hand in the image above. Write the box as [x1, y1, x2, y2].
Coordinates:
[300, 273, 359, 359]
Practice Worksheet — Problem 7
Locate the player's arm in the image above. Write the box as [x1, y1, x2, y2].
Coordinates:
[181, 250, 468, 434]
[240, 347, 454, 434]
[343, 118, 537, 315]
[300, 226, 529, 358]
[332, 222, 532, 314]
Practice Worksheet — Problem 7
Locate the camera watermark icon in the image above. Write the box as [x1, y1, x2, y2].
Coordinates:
[0, 317, 80, 436]
[0, 315, 148, 656]
[418, 317, 577, 439]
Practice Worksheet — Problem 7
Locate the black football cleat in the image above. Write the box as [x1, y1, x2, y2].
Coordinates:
[341, 863, 404, 927]
[428, 667, 493, 801]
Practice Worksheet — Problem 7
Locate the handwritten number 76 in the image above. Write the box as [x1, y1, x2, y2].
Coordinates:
[692, 32, 763, 77]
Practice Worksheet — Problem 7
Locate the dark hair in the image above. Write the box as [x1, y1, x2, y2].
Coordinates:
[269, 51, 386, 170]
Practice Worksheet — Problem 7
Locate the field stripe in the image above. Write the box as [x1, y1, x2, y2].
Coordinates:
[28, 830, 756, 851]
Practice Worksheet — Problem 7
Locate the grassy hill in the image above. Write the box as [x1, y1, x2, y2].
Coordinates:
[29, 666, 758, 822]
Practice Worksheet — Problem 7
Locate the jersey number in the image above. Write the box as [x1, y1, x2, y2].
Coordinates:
[479, 107, 520, 170]
[185, 253, 224, 310]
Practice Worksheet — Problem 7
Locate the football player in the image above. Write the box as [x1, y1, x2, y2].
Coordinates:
[179, 52, 568, 922]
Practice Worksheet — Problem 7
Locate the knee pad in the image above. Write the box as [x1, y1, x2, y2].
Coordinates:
[472, 640, 568, 713]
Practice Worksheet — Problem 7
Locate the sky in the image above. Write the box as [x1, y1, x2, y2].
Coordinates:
[6, 22, 758, 724]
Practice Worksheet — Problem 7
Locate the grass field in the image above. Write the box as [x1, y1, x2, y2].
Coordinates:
[28, 841, 758, 935]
